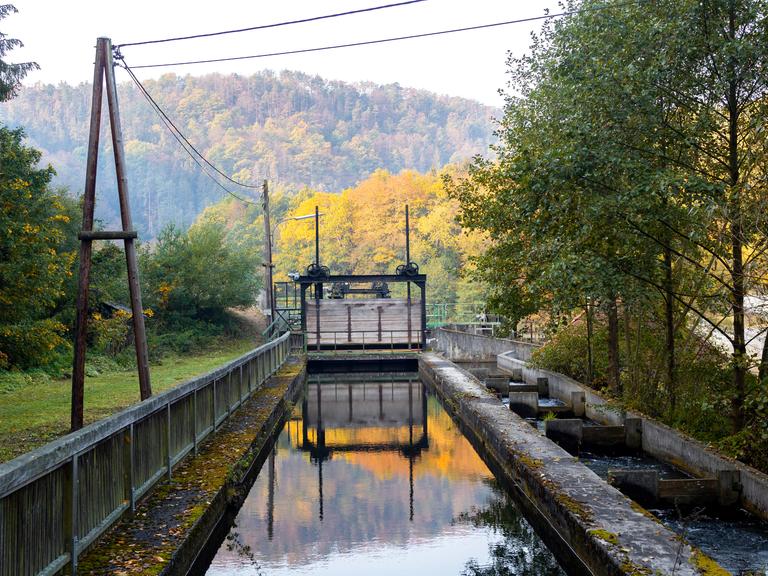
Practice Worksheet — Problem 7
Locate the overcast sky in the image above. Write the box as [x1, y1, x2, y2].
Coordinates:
[5, 0, 561, 107]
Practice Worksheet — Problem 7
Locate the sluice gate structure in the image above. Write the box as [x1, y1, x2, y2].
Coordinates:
[298, 273, 427, 352]
[273, 204, 428, 354]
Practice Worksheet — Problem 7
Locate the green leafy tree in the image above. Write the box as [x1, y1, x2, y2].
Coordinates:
[452, 0, 768, 433]
[547, 0, 768, 430]
[142, 220, 259, 321]
[0, 126, 75, 368]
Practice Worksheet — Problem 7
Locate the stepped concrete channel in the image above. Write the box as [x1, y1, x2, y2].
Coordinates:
[433, 326, 768, 575]
[420, 354, 714, 576]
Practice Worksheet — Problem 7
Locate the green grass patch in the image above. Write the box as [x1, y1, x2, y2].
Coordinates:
[0, 337, 257, 463]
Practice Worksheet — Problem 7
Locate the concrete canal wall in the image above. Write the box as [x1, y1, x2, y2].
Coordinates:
[432, 326, 540, 362]
[497, 352, 624, 425]
[419, 353, 720, 576]
[497, 351, 768, 522]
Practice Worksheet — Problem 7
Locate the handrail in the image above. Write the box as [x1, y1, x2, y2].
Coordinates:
[301, 328, 423, 352]
[0, 332, 288, 497]
[0, 330, 292, 576]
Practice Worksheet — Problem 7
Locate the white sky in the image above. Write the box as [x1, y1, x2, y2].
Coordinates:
[5, 0, 560, 107]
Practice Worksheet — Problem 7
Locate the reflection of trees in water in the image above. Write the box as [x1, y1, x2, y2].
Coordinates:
[455, 480, 565, 576]
[225, 523, 266, 576]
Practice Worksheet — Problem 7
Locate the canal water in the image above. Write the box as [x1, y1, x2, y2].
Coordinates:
[203, 373, 566, 575]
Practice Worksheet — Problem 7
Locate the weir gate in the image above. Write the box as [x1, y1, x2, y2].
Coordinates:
[269, 205, 427, 353]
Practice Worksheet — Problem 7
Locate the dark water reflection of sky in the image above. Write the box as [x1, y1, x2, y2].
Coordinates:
[205, 375, 565, 576]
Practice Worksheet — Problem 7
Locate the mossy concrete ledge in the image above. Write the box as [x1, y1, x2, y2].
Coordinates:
[77, 356, 307, 576]
[418, 353, 726, 576]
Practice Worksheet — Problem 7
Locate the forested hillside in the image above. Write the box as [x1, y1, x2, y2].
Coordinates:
[0, 71, 497, 235]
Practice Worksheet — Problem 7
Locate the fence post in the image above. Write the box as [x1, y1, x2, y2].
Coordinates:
[125, 423, 135, 511]
[65, 454, 79, 574]
[192, 389, 198, 456]
[226, 371, 232, 417]
[212, 379, 218, 431]
[166, 403, 172, 481]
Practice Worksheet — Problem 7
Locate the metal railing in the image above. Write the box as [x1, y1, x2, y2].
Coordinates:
[0, 331, 291, 576]
[301, 329, 423, 352]
[426, 302, 502, 328]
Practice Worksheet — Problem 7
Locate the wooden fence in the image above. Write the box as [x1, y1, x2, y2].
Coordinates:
[0, 331, 292, 576]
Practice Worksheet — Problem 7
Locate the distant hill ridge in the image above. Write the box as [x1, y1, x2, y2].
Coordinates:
[0, 70, 498, 235]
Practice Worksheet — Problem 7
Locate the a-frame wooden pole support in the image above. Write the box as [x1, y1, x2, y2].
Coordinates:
[71, 37, 152, 431]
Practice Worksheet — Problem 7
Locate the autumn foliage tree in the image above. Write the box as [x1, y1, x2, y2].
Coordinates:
[272, 169, 486, 306]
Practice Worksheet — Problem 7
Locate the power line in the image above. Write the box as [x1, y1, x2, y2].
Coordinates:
[116, 0, 428, 48]
[129, 2, 636, 69]
[121, 61, 262, 207]
[121, 58, 262, 192]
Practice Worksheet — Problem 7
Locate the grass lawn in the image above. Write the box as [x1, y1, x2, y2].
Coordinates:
[0, 338, 258, 463]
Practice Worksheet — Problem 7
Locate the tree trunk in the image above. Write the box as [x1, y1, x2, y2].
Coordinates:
[730, 219, 746, 431]
[727, 7, 746, 432]
[759, 327, 768, 385]
[585, 301, 594, 385]
[663, 243, 677, 414]
[607, 296, 621, 396]
[623, 303, 633, 389]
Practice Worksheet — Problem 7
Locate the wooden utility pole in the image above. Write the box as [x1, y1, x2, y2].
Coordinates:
[262, 180, 274, 320]
[71, 37, 152, 431]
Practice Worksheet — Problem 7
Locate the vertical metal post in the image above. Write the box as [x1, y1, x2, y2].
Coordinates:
[419, 282, 427, 350]
[104, 39, 152, 401]
[300, 283, 308, 338]
[315, 289, 321, 350]
[314, 205, 320, 267]
[71, 38, 106, 432]
[405, 204, 410, 265]
[262, 180, 274, 321]
[406, 205, 412, 347]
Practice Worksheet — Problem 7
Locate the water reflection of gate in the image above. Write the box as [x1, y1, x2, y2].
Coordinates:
[291, 376, 428, 521]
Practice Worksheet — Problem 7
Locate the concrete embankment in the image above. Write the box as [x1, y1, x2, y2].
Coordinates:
[499, 351, 768, 522]
[433, 325, 540, 362]
[419, 353, 723, 576]
[77, 356, 306, 576]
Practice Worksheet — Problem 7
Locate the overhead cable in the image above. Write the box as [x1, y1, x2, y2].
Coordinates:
[120, 58, 261, 191]
[116, 0, 427, 48]
[128, 2, 636, 69]
[121, 61, 261, 206]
